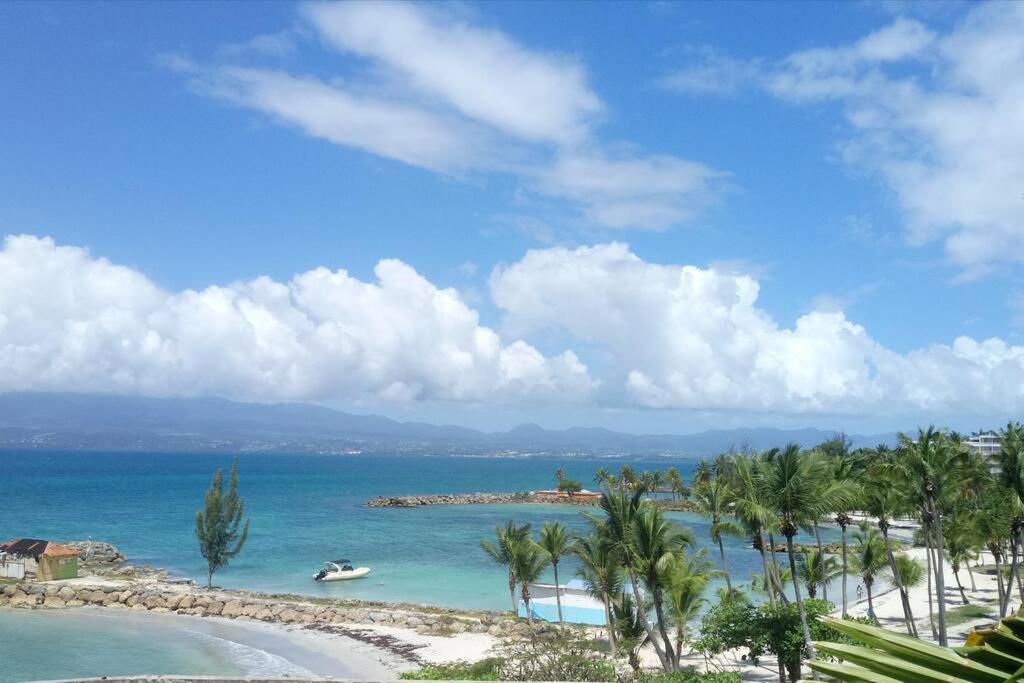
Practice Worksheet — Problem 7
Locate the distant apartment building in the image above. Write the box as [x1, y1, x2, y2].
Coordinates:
[965, 432, 1002, 457]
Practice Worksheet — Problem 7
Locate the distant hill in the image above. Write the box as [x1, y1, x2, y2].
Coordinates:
[0, 392, 898, 457]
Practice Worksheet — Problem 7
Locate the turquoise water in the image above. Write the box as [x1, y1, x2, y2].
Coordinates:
[0, 606, 375, 682]
[1, 451, 850, 682]
[1, 451, 839, 609]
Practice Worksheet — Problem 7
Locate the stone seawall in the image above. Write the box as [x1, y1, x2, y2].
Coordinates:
[367, 492, 696, 511]
[0, 579, 533, 640]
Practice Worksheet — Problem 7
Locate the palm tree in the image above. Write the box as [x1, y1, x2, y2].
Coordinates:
[612, 592, 649, 674]
[896, 427, 969, 646]
[851, 524, 889, 624]
[665, 549, 712, 669]
[862, 471, 918, 635]
[732, 452, 787, 607]
[594, 467, 611, 487]
[829, 453, 862, 617]
[513, 539, 550, 624]
[995, 422, 1024, 615]
[797, 549, 842, 600]
[649, 470, 665, 498]
[692, 478, 742, 591]
[692, 459, 712, 488]
[573, 530, 623, 653]
[764, 443, 857, 660]
[537, 521, 570, 623]
[480, 521, 531, 614]
[619, 464, 637, 491]
[888, 553, 925, 594]
[555, 468, 566, 486]
[665, 467, 683, 500]
[943, 514, 976, 605]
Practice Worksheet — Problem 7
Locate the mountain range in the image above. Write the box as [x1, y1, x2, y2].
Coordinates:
[0, 392, 898, 457]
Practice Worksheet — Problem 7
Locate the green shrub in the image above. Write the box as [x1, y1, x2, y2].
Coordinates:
[399, 658, 503, 680]
[495, 626, 615, 681]
[643, 671, 741, 683]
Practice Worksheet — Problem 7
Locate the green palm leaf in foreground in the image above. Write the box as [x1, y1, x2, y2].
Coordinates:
[808, 616, 1024, 682]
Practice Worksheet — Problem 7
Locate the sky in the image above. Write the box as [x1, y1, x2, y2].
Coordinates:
[1, 0, 1023, 435]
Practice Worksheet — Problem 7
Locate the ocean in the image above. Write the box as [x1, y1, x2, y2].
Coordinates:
[0, 450, 843, 681]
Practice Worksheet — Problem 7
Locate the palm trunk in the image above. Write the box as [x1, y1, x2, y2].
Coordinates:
[717, 534, 733, 592]
[994, 549, 1007, 616]
[759, 529, 778, 609]
[953, 567, 969, 605]
[925, 536, 938, 640]
[508, 572, 518, 615]
[652, 587, 677, 671]
[813, 522, 827, 603]
[930, 499, 949, 647]
[786, 533, 815, 667]
[768, 531, 790, 605]
[629, 571, 669, 671]
[967, 562, 977, 591]
[522, 583, 533, 624]
[602, 595, 616, 654]
[552, 562, 564, 623]
[1014, 529, 1024, 608]
[866, 580, 876, 624]
[880, 524, 917, 636]
[840, 522, 849, 618]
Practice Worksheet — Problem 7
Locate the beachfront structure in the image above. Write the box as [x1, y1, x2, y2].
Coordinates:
[0, 539, 79, 581]
[965, 432, 1001, 457]
[532, 489, 603, 501]
[518, 579, 608, 625]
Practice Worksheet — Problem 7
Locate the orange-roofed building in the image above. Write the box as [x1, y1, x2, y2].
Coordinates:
[0, 539, 80, 580]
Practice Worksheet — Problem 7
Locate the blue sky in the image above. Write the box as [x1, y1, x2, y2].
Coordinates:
[1, 1, 1022, 434]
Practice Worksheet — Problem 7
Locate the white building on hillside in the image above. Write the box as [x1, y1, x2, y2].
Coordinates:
[965, 432, 1001, 457]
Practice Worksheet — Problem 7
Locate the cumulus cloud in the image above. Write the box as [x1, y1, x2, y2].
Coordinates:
[491, 242, 1024, 416]
[167, 1, 722, 231]
[0, 235, 592, 403]
[664, 5, 1024, 275]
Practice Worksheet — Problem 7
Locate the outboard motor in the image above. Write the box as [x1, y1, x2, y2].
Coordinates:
[315, 568, 328, 581]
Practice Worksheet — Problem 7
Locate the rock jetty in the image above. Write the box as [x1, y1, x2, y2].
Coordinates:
[367, 492, 533, 507]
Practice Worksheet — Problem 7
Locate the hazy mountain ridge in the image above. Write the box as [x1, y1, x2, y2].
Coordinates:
[0, 392, 898, 456]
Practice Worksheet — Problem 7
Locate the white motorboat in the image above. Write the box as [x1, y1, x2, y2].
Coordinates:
[313, 559, 371, 582]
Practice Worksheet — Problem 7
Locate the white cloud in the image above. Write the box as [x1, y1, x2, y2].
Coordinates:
[302, 1, 601, 145]
[0, 235, 592, 403]
[168, 2, 722, 231]
[182, 66, 498, 173]
[535, 153, 723, 230]
[491, 242, 1024, 416]
[659, 48, 762, 96]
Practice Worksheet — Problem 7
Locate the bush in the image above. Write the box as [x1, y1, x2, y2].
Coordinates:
[642, 671, 741, 683]
[494, 626, 615, 681]
[693, 598, 864, 682]
[399, 658, 503, 680]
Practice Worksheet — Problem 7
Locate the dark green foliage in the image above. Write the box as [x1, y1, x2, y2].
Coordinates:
[693, 598, 871, 682]
[399, 658, 503, 680]
[195, 457, 249, 588]
[494, 627, 615, 681]
[642, 672, 741, 683]
[558, 479, 584, 495]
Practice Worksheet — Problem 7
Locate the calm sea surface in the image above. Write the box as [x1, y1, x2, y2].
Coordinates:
[0, 451, 844, 681]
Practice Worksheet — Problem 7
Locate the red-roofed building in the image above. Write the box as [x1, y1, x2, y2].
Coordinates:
[0, 539, 80, 580]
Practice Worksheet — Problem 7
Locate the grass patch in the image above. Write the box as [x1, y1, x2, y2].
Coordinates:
[400, 658, 503, 680]
[944, 604, 994, 626]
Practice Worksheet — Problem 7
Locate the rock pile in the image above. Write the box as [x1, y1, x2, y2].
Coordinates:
[0, 580, 534, 639]
[367, 492, 531, 507]
[65, 540, 127, 574]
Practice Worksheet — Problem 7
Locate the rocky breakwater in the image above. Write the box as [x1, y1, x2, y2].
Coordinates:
[65, 540, 128, 574]
[0, 579, 538, 641]
[367, 492, 532, 507]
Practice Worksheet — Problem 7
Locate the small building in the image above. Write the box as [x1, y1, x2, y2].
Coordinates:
[0, 539, 80, 581]
[533, 489, 603, 501]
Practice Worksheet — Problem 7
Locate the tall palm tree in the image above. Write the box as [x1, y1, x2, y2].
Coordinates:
[619, 464, 637, 491]
[594, 467, 611, 487]
[830, 452, 863, 616]
[573, 530, 623, 653]
[943, 514, 976, 605]
[862, 472, 917, 635]
[764, 443, 857, 660]
[693, 477, 742, 591]
[555, 468, 566, 486]
[896, 427, 969, 646]
[851, 524, 889, 624]
[538, 521, 571, 623]
[665, 467, 683, 500]
[665, 548, 712, 670]
[513, 539, 550, 624]
[996, 422, 1024, 615]
[481, 521, 531, 614]
[732, 452, 787, 607]
[797, 549, 842, 600]
[692, 459, 712, 489]
[889, 553, 925, 594]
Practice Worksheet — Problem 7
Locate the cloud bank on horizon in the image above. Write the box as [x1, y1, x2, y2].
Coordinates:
[3, 234, 1023, 422]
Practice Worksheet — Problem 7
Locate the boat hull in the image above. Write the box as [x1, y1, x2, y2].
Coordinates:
[316, 566, 371, 581]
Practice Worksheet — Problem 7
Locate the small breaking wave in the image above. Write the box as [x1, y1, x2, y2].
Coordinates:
[182, 629, 317, 678]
